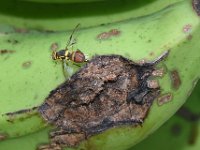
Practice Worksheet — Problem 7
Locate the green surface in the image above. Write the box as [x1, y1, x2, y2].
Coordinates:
[0, 0, 200, 149]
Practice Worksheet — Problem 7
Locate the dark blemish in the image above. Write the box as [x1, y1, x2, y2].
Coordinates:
[147, 40, 152, 43]
[37, 143, 62, 150]
[193, 0, 200, 16]
[38, 52, 168, 147]
[176, 107, 200, 122]
[34, 94, 38, 100]
[50, 42, 59, 51]
[22, 61, 32, 69]
[183, 24, 192, 33]
[187, 34, 193, 40]
[170, 70, 181, 90]
[5, 107, 38, 116]
[97, 29, 121, 40]
[149, 52, 154, 56]
[0, 49, 16, 55]
[7, 39, 19, 44]
[171, 123, 182, 136]
[14, 28, 29, 33]
[157, 93, 173, 106]
[0, 134, 7, 141]
[97, 32, 110, 40]
[188, 123, 199, 145]
[5, 107, 38, 123]
[109, 29, 121, 36]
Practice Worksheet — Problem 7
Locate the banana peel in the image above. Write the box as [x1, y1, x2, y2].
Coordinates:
[0, 80, 199, 150]
[0, 0, 182, 30]
[131, 80, 200, 150]
[0, 0, 200, 150]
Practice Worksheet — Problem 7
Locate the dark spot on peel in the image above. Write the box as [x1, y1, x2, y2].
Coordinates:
[14, 27, 29, 33]
[171, 123, 182, 136]
[0, 49, 16, 55]
[183, 24, 192, 33]
[37, 143, 62, 150]
[5, 107, 38, 116]
[7, 39, 19, 44]
[157, 93, 173, 106]
[38, 52, 168, 148]
[97, 32, 110, 40]
[97, 29, 121, 40]
[0, 134, 7, 141]
[187, 34, 193, 40]
[50, 43, 59, 51]
[193, 0, 200, 16]
[22, 61, 32, 69]
[170, 70, 181, 90]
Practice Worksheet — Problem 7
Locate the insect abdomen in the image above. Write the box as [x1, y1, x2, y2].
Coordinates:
[72, 50, 86, 63]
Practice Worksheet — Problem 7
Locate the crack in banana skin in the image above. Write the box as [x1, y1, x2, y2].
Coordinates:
[38, 51, 168, 148]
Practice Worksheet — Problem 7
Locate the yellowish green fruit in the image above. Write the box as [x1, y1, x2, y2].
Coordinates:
[0, 0, 200, 150]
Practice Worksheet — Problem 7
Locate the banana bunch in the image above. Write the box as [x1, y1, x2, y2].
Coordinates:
[0, 0, 200, 150]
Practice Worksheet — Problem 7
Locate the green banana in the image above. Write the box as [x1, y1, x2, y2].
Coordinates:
[0, 80, 199, 150]
[0, 0, 182, 30]
[0, 0, 200, 149]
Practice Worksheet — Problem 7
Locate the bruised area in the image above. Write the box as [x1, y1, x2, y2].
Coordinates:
[22, 61, 32, 69]
[170, 70, 181, 90]
[193, 0, 200, 16]
[97, 29, 121, 40]
[0, 49, 15, 55]
[157, 93, 173, 106]
[38, 52, 168, 148]
[0, 134, 7, 141]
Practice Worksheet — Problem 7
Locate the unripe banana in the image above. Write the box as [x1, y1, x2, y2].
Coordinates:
[0, 0, 182, 30]
[0, 0, 200, 150]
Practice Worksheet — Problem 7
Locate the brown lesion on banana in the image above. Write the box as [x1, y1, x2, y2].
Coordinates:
[0, 49, 16, 55]
[170, 69, 181, 90]
[96, 29, 121, 40]
[0, 133, 7, 141]
[193, 0, 200, 16]
[157, 93, 173, 106]
[38, 51, 168, 149]
[5, 107, 38, 123]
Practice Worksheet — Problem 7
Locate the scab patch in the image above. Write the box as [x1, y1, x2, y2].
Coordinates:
[38, 53, 168, 148]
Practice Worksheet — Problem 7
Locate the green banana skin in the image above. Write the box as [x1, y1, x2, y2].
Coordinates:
[0, 0, 182, 31]
[0, 0, 200, 149]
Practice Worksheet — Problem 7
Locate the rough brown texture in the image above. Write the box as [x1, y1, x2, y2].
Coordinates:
[97, 29, 121, 40]
[39, 53, 167, 148]
[0, 49, 15, 55]
[22, 61, 32, 69]
[170, 70, 181, 90]
[0, 134, 7, 141]
[157, 93, 173, 106]
[193, 0, 200, 16]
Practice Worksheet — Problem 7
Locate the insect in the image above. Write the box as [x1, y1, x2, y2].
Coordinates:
[51, 24, 88, 77]
[52, 24, 88, 63]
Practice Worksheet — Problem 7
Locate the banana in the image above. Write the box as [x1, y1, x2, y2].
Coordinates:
[0, 0, 182, 30]
[0, 0, 200, 150]
[0, 81, 199, 150]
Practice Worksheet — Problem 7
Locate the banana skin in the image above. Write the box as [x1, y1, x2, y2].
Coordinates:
[0, 0, 200, 150]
